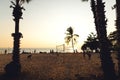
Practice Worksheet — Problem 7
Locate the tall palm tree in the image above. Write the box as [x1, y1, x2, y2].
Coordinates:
[65, 27, 79, 53]
[5, 0, 31, 77]
[115, 0, 120, 77]
[96, 1, 116, 80]
[82, 0, 117, 80]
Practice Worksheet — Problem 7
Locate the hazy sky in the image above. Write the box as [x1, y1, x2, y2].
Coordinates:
[0, 0, 116, 50]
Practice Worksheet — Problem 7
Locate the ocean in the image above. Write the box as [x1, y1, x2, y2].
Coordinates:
[0, 48, 56, 54]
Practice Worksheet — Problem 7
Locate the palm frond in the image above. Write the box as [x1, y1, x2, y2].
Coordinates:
[73, 37, 78, 44]
[81, 0, 88, 2]
[65, 36, 72, 41]
[65, 36, 72, 45]
[65, 32, 72, 36]
[74, 34, 79, 37]
[67, 27, 73, 35]
[11, 1, 16, 6]
[19, 0, 31, 5]
[26, 0, 32, 3]
[74, 38, 76, 41]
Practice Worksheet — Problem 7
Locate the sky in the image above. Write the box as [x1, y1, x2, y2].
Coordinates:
[0, 0, 116, 51]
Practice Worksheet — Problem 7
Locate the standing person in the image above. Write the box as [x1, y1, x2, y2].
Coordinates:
[34, 49, 36, 53]
[5, 49, 7, 54]
[86, 51, 91, 60]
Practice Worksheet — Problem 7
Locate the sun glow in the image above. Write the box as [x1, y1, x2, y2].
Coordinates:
[0, 0, 116, 51]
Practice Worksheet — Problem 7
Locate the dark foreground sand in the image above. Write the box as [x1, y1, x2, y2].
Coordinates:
[0, 53, 118, 80]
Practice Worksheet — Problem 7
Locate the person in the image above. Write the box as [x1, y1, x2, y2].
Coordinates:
[34, 49, 36, 53]
[86, 51, 91, 60]
[5, 49, 7, 54]
[83, 50, 91, 60]
[50, 49, 54, 53]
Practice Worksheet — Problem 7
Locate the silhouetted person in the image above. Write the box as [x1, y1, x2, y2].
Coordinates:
[5, 49, 7, 54]
[86, 52, 91, 60]
[83, 51, 91, 60]
[50, 49, 54, 53]
[34, 49, 36, 53]
[75, 49, 78, 53]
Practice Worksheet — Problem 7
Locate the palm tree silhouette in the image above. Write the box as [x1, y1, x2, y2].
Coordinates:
[82, 0, 117, 80]
[5, 0, 31, 77]
[65, 27, 79, 53]
[115, 0, 120, 77]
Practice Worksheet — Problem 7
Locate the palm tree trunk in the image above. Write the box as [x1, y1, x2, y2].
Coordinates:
[91, 0, 117, 80]
[12, 19, 21, 63]
[72, 37, 75, 53]
[116, 0, 120, 77]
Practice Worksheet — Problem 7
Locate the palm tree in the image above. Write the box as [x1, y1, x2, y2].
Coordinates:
[115, 0, 120, 77]
[82, 0, 117, 80]
[5, 0, 31, 77]
[65, 27, 79, 53]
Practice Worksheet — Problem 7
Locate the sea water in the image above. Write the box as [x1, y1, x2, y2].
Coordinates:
[0, 48, 56, 54]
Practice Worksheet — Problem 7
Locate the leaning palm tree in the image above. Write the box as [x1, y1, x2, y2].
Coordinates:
[82, 0, 117, 80]
[5, 0, 31, 77]
[65, 27, 79, 53]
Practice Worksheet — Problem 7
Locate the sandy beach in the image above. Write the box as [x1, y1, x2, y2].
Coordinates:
[0, 53, 118, 80]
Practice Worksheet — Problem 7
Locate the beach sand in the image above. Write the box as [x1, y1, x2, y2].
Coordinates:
[0, 53, 118, 80]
